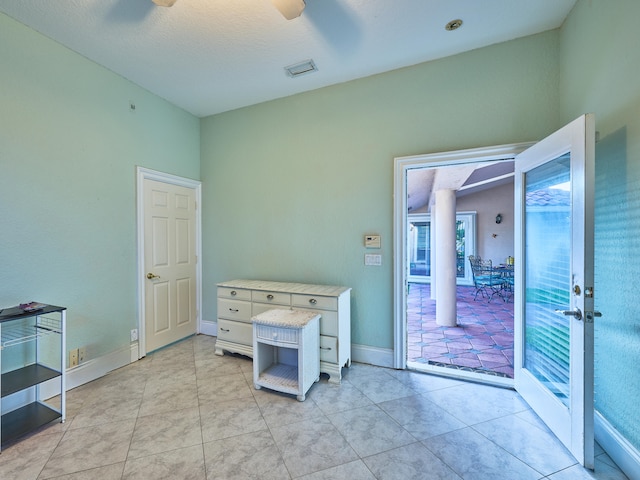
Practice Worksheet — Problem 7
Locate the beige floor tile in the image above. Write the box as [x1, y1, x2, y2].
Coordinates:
[122, 444, 205, 480]
[203, 430, 290, 480]
[49, 463, 125, 480]
[1, 335, 628, 480]
[39, 419, 136, 478]
[127, 406, 202, 459]
[199, 397, 267, 443]
[0, 431, 63, 480]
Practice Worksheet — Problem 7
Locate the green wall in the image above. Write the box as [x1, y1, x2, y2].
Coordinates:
[0, 13, 200, 361]
[560, 0, 640, 450]
[200, 31, 561, 350]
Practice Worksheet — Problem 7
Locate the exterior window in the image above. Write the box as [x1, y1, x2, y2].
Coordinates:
[408, 212, 476, 285]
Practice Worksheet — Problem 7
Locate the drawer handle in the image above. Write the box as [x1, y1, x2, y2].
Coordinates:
[220, 328, 230, 332]
[267, 294, 274, 300]
[229, 308, 239, 313]
[230, 290, 237, 296]
[309, 298, 317, 305]
[320, 346, 332, 350]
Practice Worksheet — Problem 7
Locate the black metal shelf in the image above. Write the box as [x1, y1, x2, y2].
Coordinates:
[1, 364, 62, 398]
[1, 402, 61, 445]
[0, 303, 66, 449]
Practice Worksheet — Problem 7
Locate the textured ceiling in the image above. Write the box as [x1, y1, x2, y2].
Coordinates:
[0, 0, 577, 117]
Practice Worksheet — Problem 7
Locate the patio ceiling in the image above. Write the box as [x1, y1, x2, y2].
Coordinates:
[407, 161, 514, 213]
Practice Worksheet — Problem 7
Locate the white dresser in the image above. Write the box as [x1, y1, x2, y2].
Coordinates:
[215, 280, 351, 383]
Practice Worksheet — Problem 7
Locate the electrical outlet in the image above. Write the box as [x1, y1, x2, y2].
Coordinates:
[69, 349, 79, 368]
[130, 328, 138, 342]
[78, 347, 86, 364]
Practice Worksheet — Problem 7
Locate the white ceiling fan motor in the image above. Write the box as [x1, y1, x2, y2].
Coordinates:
[271, 0, 306, 20]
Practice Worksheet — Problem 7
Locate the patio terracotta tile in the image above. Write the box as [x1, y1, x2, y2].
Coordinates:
[407, 283, 514, 378]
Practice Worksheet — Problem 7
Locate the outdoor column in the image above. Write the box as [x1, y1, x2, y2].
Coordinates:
[435, 189, 457, 327]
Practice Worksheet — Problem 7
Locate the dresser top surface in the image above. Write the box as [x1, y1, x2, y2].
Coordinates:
[218, 279, 351, 297]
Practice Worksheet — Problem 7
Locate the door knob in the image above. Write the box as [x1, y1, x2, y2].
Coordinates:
[555, 308, 582, 321]
[146, 272, 160, 279]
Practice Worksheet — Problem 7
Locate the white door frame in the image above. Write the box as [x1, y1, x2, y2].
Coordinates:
[393, 142, 534, 371]
[136, 166, 202, 359]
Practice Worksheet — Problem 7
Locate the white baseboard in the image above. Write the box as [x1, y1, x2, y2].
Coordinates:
[595, 410, 640, 479]
[200, 319, 217, 337]
[351, 343, 394, 368]
[63, 344, 135, 392]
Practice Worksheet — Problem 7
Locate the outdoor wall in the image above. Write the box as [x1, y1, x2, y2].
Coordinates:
[200, 31, 561, 351]
[0, 13, 200, 363]
[559, 0, 640, 455]
[457, 182, 514, 266]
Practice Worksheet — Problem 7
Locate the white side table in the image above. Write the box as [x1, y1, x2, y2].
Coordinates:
[252, 309, 320, 401]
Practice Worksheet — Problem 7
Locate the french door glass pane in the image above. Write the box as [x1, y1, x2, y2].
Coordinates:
[524, 153, 571, 405]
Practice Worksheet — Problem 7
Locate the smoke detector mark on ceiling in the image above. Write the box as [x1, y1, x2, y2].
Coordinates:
[285, 59, 318, 78]
[445, 19, 463, 31]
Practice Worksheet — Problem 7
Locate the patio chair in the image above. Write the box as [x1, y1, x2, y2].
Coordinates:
[469, 256, 503, 302]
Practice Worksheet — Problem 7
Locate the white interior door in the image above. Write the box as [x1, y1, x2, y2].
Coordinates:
[514, 114, 596, 468]
[144, 178, 197, 352]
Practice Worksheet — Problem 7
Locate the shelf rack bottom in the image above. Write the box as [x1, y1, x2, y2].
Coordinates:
[1, 402, 62, 446]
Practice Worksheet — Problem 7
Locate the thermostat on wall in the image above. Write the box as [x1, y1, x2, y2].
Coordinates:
[365, 234, 381, 248]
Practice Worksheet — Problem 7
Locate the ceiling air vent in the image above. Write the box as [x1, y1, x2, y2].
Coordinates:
[284, 59, 318, 78]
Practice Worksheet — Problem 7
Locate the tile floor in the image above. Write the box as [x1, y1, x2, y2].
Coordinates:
[407, 283, 515, 378]
[0, 335, 628, 479]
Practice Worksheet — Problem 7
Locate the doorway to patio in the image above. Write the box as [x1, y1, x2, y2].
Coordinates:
[393, 143, 533, 386]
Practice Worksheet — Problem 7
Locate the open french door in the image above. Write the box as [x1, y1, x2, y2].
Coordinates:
[514, 114, 596, 468]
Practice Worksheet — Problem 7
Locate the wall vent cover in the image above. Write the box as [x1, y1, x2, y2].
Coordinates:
[284, 59, 318, 78]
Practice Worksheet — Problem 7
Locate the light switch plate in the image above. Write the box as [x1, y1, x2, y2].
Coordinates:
[365, 235, 381, 248]
[365, 254, 382, 266]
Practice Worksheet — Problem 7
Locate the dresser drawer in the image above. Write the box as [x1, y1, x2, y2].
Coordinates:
[251, 290, 291, 305]
[320, 335, 338, 363]
[217, 319, 253, 346]
[255, 324, 299, 345]
[217, 287, 251, 301]
[295, 308, 338, 337]
[292, 294, 337, 311]
[218, 298, 252, 322]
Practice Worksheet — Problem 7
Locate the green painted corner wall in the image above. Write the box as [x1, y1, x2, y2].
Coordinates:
[3, 0, 639, 461]
[200, 30, 561, 350]
[0, 13, 201, 360]
[560, 0, 640, 450]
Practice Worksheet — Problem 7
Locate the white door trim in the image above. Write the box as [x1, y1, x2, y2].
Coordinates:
[392, 142, 534, 370]
[136, 166, 202, 359]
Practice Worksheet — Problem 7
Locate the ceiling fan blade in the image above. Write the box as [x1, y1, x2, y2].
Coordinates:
[152, 0, 177, 7]
[271, 0, 306, 20]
